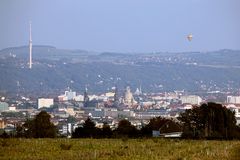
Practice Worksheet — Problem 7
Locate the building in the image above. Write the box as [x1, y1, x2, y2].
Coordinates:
[60, 123, 72, 136]
[65, 90, 76, 100]
[74, 95, 84, 102]
[38, 98, 54, 109]
[58, 95, 68, 101]
[65, 107, 75, 116]
[227, 96, 240, 104]
[9, 105, 16, 111]
[0, 102, 9, 111]
[226, 104, 240, 125]
[134, 86, 142, 95]
[180, 95, 202, 105]
[105, 92, 115, 98]
[58, 90, 77, 101]
[0, 119, 5, 129]
[123, 86, 136, 106]
[135, 110, 169, 119]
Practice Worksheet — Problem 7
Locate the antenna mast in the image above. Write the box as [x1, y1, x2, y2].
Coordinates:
[29, 22, 32, 69]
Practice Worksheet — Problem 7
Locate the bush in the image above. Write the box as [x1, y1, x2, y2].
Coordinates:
[60, 143, 72, 150]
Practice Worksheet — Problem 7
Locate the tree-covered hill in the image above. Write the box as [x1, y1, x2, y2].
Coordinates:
[1, 46, 240, 96]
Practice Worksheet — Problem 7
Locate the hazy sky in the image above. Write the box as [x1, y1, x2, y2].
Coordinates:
[0, 0, 239, 52]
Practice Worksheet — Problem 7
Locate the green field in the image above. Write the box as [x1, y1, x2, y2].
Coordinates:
[0, 138, 239, 160]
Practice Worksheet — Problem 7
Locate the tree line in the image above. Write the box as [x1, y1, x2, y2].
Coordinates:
[1, 102, 240, 139]
[178, 102, 240, 139]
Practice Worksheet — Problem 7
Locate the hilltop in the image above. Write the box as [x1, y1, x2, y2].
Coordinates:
[1, 46, 240, 97]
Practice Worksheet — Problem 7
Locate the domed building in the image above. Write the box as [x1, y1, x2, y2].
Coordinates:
[123, 86, 136, 106]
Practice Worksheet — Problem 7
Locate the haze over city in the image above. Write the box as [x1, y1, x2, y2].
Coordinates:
[1, 0, 240, 52]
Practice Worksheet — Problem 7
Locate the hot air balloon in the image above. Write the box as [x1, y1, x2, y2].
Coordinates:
[187, 34, 193, 41]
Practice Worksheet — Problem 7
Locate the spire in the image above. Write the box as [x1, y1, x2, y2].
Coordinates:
[84, 86, 89, 107]
[139, 84, 142, 94]
[114, 85, 118, 103]
[29, 22, 32, 69]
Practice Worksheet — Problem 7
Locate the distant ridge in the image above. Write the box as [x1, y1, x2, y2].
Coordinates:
[0, 45, 56, 52]
[0, 45, 239, 57]
[1, 45, 240, 97]
[0, 45, 94, 60]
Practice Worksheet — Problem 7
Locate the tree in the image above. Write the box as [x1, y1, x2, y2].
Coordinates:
[23, 119, 36, 138]
[116, 119, 138, 138]
[72, 117, 99, 138]
[0, 131, 10, 138]
[141, 117, 182, 137]
[16, 124, 25, 137]
[22, 111, 57, 138]
[83, 117, 97, 137]
[72, 126, 85, 138]
[72, 119, 113, 138]
[178, 102, 239, 139]
[101, 123, 113, 138]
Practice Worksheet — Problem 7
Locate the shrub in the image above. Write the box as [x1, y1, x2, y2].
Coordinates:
[60, 143, 72, 150]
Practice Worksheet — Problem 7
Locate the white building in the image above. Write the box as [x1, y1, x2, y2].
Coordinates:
[65, 90, 76, 100]
[227, 96, 240, 104]
[105, 92, 115, 97]
[183, 104, 193, 110]
[58, 90, 77, 101]
[58, 95, 68, 101]
[89, 95, 99, 101]
[65, 107, 75, 116]
[38, 98, 54, 109]
[9, 106, 16, 111]
[180, 95, 202, 105]
[74, 95, 84, 102]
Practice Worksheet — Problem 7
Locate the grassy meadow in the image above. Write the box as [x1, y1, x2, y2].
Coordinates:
[0, 138, 239, 160]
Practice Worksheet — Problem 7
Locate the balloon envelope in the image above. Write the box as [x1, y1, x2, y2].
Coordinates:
[187, 34, 193, 41]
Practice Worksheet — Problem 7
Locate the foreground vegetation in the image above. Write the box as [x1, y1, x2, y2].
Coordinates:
[12, 103, 240, 139]
[0, 138, 239, 160]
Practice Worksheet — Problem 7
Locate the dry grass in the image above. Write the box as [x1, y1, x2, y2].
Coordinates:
[0, 138, 239, 160]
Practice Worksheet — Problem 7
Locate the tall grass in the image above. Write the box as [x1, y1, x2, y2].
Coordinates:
[0, 138, 239, 160]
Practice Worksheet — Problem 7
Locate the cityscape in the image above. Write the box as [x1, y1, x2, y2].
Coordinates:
[1, 0, 240, 159]
[1, 84, 240, 137]
[1, 39, 240, 138]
